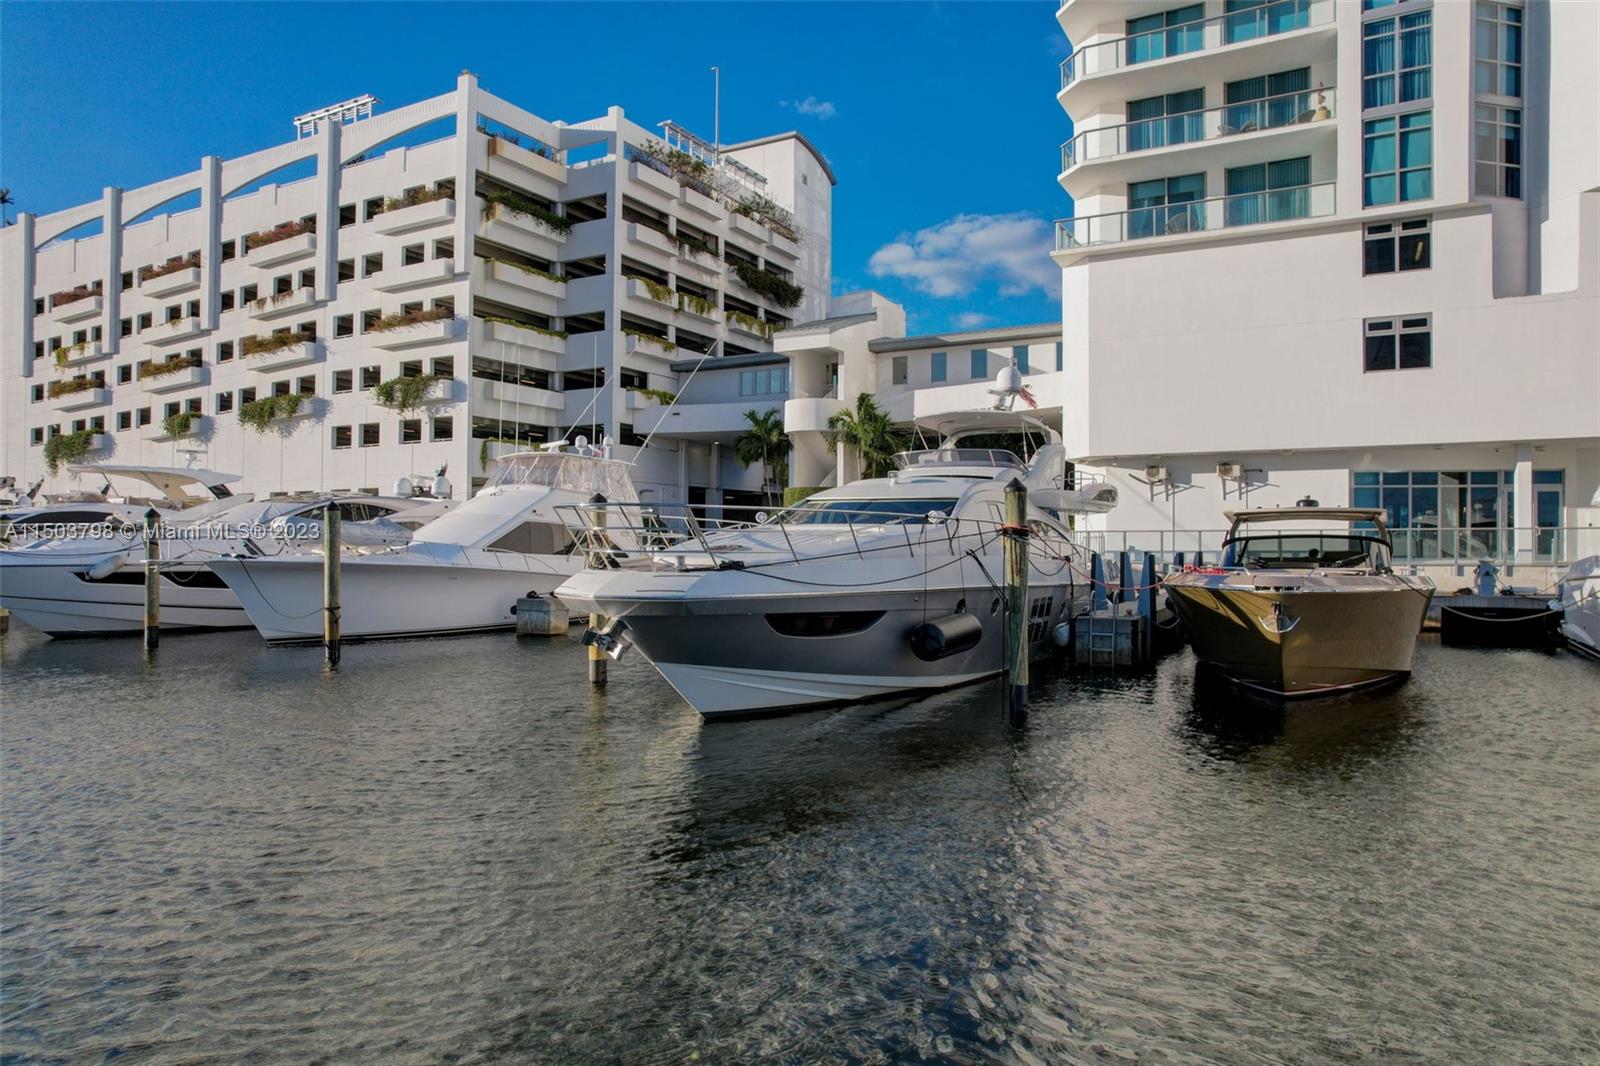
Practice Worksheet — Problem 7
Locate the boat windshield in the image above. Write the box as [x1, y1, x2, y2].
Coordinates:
[894, 449, 1024, 472]
[770, 498, 960, 526]
[483, 453, 638, 502]
[1223, 534, 1389, 569]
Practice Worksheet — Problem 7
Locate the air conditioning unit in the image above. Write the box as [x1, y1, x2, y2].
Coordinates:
[1143, 464, 1169, 483]
[1216, 462, 1245, 480]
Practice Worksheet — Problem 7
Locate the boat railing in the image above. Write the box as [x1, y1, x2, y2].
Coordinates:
[1069, 526, 1596, 569]
[557, 500, 1085, 574]
[893, 448, 1025, 472]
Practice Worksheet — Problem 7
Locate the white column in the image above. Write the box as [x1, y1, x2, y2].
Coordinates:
[17, 213, 35, 379]
[452, 71, 478, 305]
[198, 157, 221, 329]
[313, 129, 338, 303]
[709, 441, 722, 516]
[677, 439, 689, 501]
[1513, 443, 1535, 562]
[102, 187, 122, 354]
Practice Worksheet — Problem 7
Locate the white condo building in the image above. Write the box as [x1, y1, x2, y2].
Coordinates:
[1054, 0, 1600, 567]
[0, 73, 833, 506]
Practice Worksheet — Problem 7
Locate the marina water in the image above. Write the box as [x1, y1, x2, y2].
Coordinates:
[3, 628, 1597, 1061]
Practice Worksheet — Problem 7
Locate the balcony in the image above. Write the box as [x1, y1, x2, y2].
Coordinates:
[473, 317, 566, 361]
[248, 231, 316, 268]
[628, 161, 680, 202]
[783, 396, 846, 434]
[625, 276, 676, 309]
[624, 332, 677, 360]
[478, 203, 568, 257]
[486, 136, 568, 185]
[679, 184, 723, 220]
[147, 415, 210, 442]
[51, 293, 102, 324]
[477, 258, 565, 306]
[480, 378, 563, 412]
[141, 266, 202, 298]
[56, 341, 106, 369]
[1054, 180, 1335, 253]
[1059, 0, 1335, 109]
[246, 287, 319, 321]
[372, 197, 455, 236]
[374, 258, 457, 293]
[728, 212, 771, 243]
[370, 315, 461, 351]
[52, 385, 111, 412]
[150, 317, 204, 344]
[242, 339, 323, 373]
[1060, 87, 1335, 190]
[139, 363, 204, 394]
[626, 222, 679, 259]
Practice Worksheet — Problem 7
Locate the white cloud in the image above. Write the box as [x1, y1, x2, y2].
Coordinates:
[781, 96, 837, 120]
[867, 213, 1059, 300]
[953, 312, 992, 329]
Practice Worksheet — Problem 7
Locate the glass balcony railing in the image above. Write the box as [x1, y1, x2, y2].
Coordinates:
[1054, 181, 1335, 250]
[1061, 87, 1334, 171]
[1060, 0, 1333, 90]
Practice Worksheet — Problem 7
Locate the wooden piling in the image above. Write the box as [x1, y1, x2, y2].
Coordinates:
[1002, 478, 1029, 723]
[323, 502, 341, 666]
[588, 493, 608, 686]
[142, 508, 160, 654]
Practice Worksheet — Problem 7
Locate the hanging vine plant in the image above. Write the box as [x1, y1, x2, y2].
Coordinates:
[239, 393, 307, 433]
[161, 411, 196, 439]
[374, 373, 445, 414]
[43, 429, 98, 475]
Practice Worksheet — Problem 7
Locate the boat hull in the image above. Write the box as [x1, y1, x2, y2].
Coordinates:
[207, 554, 575, 642]
[0, 555, 248, 636]
[564, 578, 1082, 717]
[1165, 582, 1433, 697]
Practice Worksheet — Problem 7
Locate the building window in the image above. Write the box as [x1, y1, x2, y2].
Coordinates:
[186, 299, 200, 319]
[240, 284, 257, 304]
[1362, 10, 1431, 109]
[1363, 112, 1432, 206]
[401, 419, 423, 444]
[334, 314, 354, 338]
[891, 356, 908, 386]
[339, 204, 357, 227]
[1126, 89, 1205, 151]
[1223, 0, 1309, 43]
[297, 375, 316, 396]
[402, 244, 425, 266]
[432, 416, 454, 442]
[117, 364, 133, 384]
[1226, 156, 1312, 225]
[361, 365, 381, 389]
[272, 380, 291, 398]
[364, 197, 384, 222]
[117, 411, 132, 431]
[137, 407, 152, 427]
[1352, 468, 1564, 559]
[216, 391, 234, 414]
[930, 351, 947, 383]
[970, 348, 988, 379]
[1475, 3, 1523, 98]
[1364, 315, 1432, 371]
[137, 312, 152, 332]
[31, 427, 44, 446]
[185, 397, 202, 416]
[1128, 173, 1205, 237]
[1474, 105, 1521, 198]
[430, 356, 454, 378]
[30, 384, 44, 402]
[362, 253, 382, 277]
[1013, 345, 1029, 373]
[338, 258, 355, 282]
[738, 368, 787, 397]
[1222, 67, 1309, 133]
[221, 239, 236, 262]
[329, 425, 350, 449]
[217, 340, 234, 362]
[334, 369, 353, 393]
[1125, 5, 1204, 64]
[239, 387, 256, 406]
[361, 423, 381, 447]
[220, 290, 235, 312]
[120, 317, 133, 338]
[1364, 218, 1431, 274]
[433, 238, 454, 260]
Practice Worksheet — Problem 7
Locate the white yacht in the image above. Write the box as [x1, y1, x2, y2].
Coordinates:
[0, 493, 417, 637]
[1554, 556, 1600, 661]
[0, 463, 241, 543]
[556, 414, 1114, 717]
[207, 445, 639, 642]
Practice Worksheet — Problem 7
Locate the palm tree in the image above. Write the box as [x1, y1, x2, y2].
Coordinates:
[733, 408, 791, 505]
[0, 189, 13, 227]
[826, 393, 906, 480]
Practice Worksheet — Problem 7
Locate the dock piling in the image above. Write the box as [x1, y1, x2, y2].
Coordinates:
[588, 493, 608, 686]
[1002, 478, 1029, 724]
[323, 502, 341, 666]
[142, 508, 160, 655]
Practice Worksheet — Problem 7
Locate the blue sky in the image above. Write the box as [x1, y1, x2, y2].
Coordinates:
[0, 1, 1072, 334]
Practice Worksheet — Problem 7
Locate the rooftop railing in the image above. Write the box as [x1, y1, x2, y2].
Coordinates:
[1062, 87, 1334, 171]
[1060, 0, 1332, 90]
[1055, 180, 1335, 250]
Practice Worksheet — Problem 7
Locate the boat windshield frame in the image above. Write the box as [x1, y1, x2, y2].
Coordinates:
[893, 448, 1025, 473]
[482, 452, 638, 502]
[1221, 531, 1393, 570]
[768, 497, 963, 526]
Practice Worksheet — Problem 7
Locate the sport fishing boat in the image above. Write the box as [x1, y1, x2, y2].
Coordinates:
[1162, 507, 1434, 696]
[0, 493, 417, 637]
[207, 445, 639, 643]
[556, 413, 1115, 717]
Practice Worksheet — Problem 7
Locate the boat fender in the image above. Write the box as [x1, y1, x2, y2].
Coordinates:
[909, 612, 983, 662]
[84, 554, 125, 581]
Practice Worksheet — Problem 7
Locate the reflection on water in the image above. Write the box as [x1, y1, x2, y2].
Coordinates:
[3, 625, 1598, 1062]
